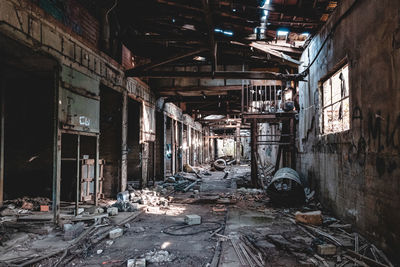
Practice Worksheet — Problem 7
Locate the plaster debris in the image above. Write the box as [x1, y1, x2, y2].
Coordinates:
[144, 250, 174, 263]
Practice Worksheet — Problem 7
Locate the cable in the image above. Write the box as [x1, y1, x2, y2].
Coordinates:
[162, 222, 222, 236]
[105, 0, 118, 24]
[301, 0, 361, 76]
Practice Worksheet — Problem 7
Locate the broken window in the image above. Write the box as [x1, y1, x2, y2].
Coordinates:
[321, 64, 350, 135]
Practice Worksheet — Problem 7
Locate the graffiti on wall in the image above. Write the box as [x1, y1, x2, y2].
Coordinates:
[350, 106, 400, 176]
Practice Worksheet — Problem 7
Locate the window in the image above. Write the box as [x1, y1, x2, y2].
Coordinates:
[322, 64, 350, 134]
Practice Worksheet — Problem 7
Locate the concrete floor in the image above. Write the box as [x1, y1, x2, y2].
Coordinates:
[1, 165, 383, 266]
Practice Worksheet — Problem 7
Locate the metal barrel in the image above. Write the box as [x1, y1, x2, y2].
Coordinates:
[266, 167, 306, 205]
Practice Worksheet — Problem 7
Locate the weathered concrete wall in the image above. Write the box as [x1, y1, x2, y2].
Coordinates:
[298, 0, 400, 262]
[0, 0, 156, 196]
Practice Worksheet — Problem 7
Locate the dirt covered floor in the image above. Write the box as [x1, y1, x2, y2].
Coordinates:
[0, 165, 395, 267]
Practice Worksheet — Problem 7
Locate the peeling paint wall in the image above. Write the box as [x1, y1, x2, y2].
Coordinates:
[298, 0, 400, 262]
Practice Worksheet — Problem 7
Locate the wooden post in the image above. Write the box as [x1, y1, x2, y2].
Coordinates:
[250, 119, 258, 187]
[75, 135, 80, 215]
[94, 135, 100, 205]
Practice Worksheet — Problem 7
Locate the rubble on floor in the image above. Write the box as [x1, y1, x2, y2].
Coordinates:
[143, 249, 175, 263]
[0, 165, 395, 267]
[0, 197, 51, 216]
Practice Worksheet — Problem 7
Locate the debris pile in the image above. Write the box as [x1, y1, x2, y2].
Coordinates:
[0, 197, 51, 216]
[229, 208, 394, 267]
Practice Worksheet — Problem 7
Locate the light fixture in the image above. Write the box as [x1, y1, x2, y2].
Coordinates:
[193, 56, 206, 61]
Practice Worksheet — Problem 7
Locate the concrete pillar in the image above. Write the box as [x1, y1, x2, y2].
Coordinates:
[120, 91, 128, 192]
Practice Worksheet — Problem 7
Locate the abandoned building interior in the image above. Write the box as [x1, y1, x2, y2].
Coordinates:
[0, 0, 399, 266]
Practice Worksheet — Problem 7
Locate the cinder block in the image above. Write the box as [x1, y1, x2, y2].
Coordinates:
[107, 207, 119, 216]
[317, 244, 337, 255]
[109, 228, 123, 239]
[184, 214, 201, 225]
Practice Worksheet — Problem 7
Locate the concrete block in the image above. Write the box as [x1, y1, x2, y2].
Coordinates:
[127, 258, 146, 267]
[107, 207, 119, 216]
[317, 244, 336, 255]
[184, 214, 201, 225]
[295, 210, 322, 225]
[64, 222, 85, 241]
[63, 223, 73, 232]
[109, 228, 123, 239]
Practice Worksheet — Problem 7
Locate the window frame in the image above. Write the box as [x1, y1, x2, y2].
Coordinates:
[320, 62, 351, 136]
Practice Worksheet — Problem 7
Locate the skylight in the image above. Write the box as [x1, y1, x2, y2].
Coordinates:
[214, 28, 234, 36]
[277, 30, 289, 36]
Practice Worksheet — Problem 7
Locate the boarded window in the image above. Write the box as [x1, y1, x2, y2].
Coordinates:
[322, 64, 350, 134]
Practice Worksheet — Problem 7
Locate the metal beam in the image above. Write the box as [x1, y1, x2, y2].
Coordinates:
[157, 85, 242, 93]
[127, 70, 306, 81]
[202, 0, 217, 73]
[126, 48, 208, 75]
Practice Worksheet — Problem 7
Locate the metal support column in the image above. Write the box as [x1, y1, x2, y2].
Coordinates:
[52, 68, 61, 223]
[250, 119, 258, 187]
[180, 122, 184, 171]
[163, 113, 167, 177]
[172, 119, 176, 174]
[75, 135, 80, 215]
[290, 117, 296, 169]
